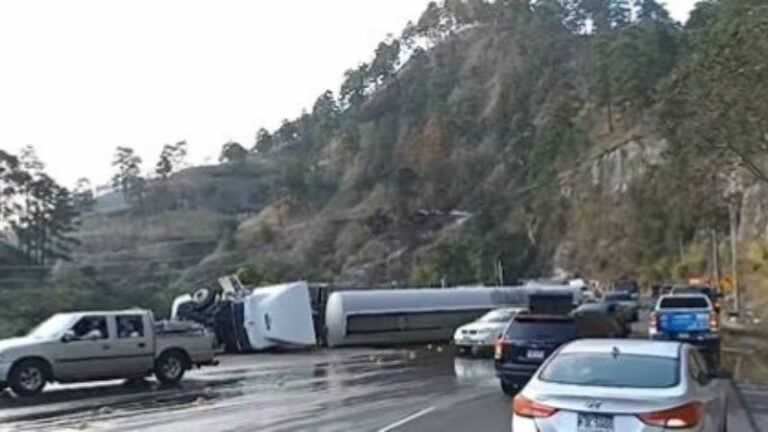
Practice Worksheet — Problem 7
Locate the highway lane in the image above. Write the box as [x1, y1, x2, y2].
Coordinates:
[0, 346, 761, 432]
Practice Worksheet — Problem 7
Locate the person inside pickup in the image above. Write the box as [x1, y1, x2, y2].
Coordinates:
[117, 315, 144, 338]
[72, 316, 108, 340]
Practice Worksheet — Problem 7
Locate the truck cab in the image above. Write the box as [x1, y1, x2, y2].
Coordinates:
[0, 310, 217, 397]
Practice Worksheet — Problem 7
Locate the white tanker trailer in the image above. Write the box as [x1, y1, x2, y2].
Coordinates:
[324, 285, 579, 347]
[172, 278, 581, 351]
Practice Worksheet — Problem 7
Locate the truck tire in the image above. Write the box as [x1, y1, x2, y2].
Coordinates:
[155, 351, 188, 384]
[191, 286, 217, 311]
[9, 359, 49, 397]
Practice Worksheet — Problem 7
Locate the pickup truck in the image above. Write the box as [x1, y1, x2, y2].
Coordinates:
[649, 294, 720, 367]
[0, 310, 217, 397]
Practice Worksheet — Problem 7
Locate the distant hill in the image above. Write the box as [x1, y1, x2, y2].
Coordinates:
[4, 0, 768, 336]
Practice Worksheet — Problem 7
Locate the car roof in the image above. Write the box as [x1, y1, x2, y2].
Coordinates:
[659, 293, 710, 300]
[559, 339, 682, 359]
[492, 306, 526, 312]
[57, 310, 147, 316]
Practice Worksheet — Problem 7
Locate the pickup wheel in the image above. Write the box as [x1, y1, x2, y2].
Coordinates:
[9, 359, 49, 397]
[155, 351, 188, 384]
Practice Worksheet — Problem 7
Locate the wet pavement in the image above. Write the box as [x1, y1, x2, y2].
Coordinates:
[0, 345, 763, 432]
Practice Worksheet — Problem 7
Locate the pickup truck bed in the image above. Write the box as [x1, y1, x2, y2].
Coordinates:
[650, 294, 720, 367]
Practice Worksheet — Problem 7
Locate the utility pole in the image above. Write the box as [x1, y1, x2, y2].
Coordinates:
[728, 200, 740, 316]
[711, 229, 720, 287]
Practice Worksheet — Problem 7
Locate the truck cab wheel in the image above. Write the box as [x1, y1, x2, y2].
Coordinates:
[155, 351, 187, 384]
[9, 359, 49, 397]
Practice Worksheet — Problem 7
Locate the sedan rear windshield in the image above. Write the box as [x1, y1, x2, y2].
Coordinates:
[504, 320, 577, 341]
[539, 353, 679, 388]
[659, 297, 710, 309]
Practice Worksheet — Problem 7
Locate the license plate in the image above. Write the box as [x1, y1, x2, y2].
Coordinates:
[526, 349, 545, 360]
[578, 413, 614, 432]
[678, 332, 690, 339]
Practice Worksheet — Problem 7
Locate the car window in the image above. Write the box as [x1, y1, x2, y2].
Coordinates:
[539, 353, 679, 388]
[478, 310, 515, 323]
[71, 316, 109, 340]
[603, 293, 631, 302]
[689, 350, 710, 385]
[659, 297, 709, 309]
[117, 315, 145, 338]
[504, 320, 577, 341]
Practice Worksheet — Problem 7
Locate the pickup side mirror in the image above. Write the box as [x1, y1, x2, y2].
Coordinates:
[61, 330, 76, 343]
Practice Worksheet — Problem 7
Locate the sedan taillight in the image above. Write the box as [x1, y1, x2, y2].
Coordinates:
[512, 394, 558, 418]
[637, 401, 703, 428]
[494, 338, 504, 360]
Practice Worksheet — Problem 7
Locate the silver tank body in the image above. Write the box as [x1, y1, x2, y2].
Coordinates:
[325, 287, 535, 347]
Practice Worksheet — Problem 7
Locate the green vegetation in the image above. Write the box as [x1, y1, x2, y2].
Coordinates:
[3, 0, 768, 334]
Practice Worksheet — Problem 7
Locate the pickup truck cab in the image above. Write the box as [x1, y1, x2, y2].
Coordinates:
[649, 294, 720, 368]
[0, 310, 217, 397]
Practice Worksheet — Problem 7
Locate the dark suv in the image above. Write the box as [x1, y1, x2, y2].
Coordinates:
[493, 314, 578, 395]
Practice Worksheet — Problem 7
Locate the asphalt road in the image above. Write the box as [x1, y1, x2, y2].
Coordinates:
[0, 346, 762, 432]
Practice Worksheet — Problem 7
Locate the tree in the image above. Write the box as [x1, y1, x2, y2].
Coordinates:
[219, 141, 248, 165]
[12, 173, 79, 266]
[634, 0, 671, 22]
[111, 146, 145, 206]
[72, 177, 95, 213]
[19, 145, 44, 174]
[661, 0, 768, 183]
[0, 150, 24, 228]
[155, 141, 187, 180]
[370, 38, 402, 85]
[253, 128, 275, 153]
[311, 91, 340, 132]
[339, 64, 370, 108]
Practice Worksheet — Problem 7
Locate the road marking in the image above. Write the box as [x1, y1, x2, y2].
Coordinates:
[378, 407, 436, 432]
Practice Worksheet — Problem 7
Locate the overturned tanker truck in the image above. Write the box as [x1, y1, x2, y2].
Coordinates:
[171, 277, 580, 352]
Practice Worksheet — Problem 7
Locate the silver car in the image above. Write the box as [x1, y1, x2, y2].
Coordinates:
[512, 339, 728, 432]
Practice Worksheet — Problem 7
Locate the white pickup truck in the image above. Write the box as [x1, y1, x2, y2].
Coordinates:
[0, 310, 217, 397]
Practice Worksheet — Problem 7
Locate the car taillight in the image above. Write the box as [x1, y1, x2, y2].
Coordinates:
[710, 312, 719, 331]
[649, 312, 658, 331]
[637, 402, 703, 428]
[494, 338, 504, 360]
[512, 394, 558, 418]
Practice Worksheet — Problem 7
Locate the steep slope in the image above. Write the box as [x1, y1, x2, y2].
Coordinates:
[13, 0, 764, 338]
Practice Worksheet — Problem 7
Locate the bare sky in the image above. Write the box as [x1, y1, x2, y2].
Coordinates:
[0, 0, 698, 188]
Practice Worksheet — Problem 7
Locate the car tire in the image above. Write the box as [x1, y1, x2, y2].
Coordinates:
[500, 381, 518, 396]
[8, 359, 49, 397]
[155, 351, 188, 385]
[191, 286, 217, 311]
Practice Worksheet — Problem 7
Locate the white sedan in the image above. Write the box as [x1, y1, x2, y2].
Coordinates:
[512, 339, 728, 432]
[453, 307, 525, 355]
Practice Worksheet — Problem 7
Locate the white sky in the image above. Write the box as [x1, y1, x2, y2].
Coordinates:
[0, 0, 697, 188]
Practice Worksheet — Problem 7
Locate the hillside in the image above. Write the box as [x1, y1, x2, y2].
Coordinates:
[2, 0, 768, 335]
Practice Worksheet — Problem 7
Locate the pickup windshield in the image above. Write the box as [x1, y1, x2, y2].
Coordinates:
[659, 297, 710, 309]
[28, 314, 76, 339]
